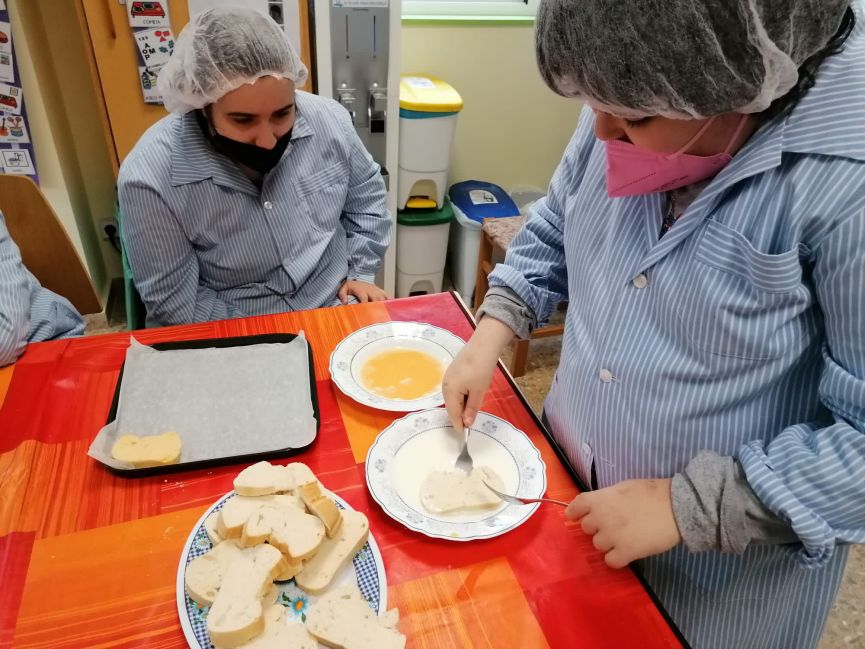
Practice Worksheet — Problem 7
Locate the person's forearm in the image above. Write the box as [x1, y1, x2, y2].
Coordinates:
[467, 316, 517, 362]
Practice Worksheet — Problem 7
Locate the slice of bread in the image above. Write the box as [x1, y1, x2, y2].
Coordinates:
[380, 609, 399, 629]
[295, 510, 369, 595]
[262, 583, 279, 608]
[419, 466, 504, 514]
[237, 605, 317, 649]
[304, 584, 405, 649]
[252, 506, 326, 560]
[240, 507, 277, 548]
[185, 540, 242, 606]
[274, 553, 304, 581]
[207, 544, 287, 648]
[218, 494, 303, 540]
[204, 511, 224, 545]
[234, 462, 295, 497]
[285, 462, 318, 489]
[298, 482, 343, 538]
[110, 431, 182, 468]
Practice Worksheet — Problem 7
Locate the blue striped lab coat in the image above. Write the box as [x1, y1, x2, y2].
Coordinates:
[0, 213, 83, 366]
[489, 7, 865, 649]
[118, 91, 391, 327]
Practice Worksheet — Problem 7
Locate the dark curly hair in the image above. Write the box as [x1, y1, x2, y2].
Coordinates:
[761, 6, 856, 122]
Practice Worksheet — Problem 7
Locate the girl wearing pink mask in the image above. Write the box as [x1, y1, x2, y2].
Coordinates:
[443, 2, 865, 647]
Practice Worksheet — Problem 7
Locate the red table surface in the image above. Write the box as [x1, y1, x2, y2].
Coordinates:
[0, 293, 684, 648]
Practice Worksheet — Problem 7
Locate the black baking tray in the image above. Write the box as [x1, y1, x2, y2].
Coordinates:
[103, 333, 320, 478]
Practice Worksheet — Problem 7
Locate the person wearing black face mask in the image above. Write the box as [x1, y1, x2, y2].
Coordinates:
[118, 7, 391, 328]
[194, 108, 293, 177]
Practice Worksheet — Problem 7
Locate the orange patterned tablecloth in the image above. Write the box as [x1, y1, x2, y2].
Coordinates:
[0, 293, 685, 648]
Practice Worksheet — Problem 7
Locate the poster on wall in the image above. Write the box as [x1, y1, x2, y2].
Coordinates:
[0, 115, 29, 143]
[125, 3, 173, 105]
[0, 5, 36, 181]
[0, 82, 22, 115]
[138, 66, 163, 105]
[134, 27, 175, 68]
[127, 0, 171, 28]
[0, 21, 12, 56]
[0, 51, 13, 84]
[0, 148, 35, 175]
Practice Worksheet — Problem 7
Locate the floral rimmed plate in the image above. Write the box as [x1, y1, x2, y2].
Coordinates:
[329, 321, 465, 412]
[366, 408, 547, 541]
[176, 492, 387, 648]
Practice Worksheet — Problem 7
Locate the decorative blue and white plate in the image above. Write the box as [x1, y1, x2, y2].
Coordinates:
[329, 321, 465, 412]
[176, 492, 387, 649]
[366, 408, 547, 542]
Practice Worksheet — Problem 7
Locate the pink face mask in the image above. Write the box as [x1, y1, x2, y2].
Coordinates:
[605, 115, 749, 198]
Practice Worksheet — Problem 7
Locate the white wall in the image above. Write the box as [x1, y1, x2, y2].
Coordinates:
[11, 3, 85, 264]
[401, 22, 580, 195]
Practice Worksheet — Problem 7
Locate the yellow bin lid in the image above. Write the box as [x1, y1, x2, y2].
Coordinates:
[399, 75, 463, 113]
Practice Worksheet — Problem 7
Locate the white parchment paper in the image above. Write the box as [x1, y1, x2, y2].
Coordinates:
[88, 335, 317, 470]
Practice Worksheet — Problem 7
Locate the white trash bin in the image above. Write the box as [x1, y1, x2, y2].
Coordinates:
[398, 76, 463, 210]
[396, 200, 454, 297]
[447, 181, 521, 305]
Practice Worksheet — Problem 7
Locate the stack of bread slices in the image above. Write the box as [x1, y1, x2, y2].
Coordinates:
[184, 461, 405, 648]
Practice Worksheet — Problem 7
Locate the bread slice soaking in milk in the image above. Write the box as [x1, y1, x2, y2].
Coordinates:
[420, 466, 505, 514]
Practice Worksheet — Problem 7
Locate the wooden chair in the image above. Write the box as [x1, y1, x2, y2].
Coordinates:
[0, 175, 100, 314]
[115, 203, 146, 330]
[475, 215, 565, 377]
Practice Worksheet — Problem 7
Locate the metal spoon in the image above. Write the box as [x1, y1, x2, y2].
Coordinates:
[483, 480, 569, 507]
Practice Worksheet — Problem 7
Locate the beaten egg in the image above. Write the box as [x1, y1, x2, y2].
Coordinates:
[361, 348, 444, 400]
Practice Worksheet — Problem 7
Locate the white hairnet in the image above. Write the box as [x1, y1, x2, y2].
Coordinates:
[157, 6, 309, 114]
[535, 0, 852, 119]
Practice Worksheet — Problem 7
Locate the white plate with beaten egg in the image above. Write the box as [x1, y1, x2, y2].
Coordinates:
[329, 321, 465, 412]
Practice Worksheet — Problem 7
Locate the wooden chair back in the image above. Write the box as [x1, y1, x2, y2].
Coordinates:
[0, 175, 100, 314]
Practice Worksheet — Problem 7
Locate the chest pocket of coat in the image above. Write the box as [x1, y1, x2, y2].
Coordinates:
[674, 220, 812, 361]
[296, 163, 349, 233]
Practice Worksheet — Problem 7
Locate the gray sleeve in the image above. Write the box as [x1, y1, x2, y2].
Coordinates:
[475, 286, 539, 340]
[671, 451, 797, 554]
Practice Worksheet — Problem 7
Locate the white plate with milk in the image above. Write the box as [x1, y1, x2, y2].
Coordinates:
[365, 408, 547, 541]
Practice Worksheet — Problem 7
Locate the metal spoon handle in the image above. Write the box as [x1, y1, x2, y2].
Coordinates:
[483, 480, 569, 507]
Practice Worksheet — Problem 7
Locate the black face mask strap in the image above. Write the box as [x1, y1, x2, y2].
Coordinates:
[194, 108, 213, 139]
